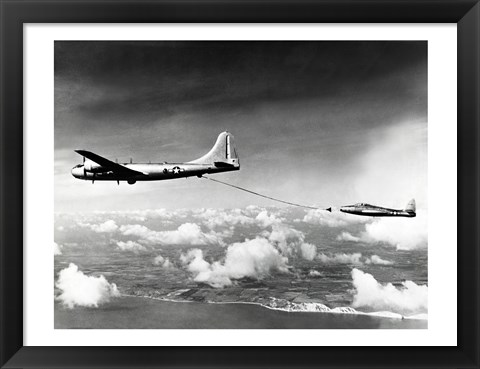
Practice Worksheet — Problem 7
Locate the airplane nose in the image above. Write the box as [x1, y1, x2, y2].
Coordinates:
[71, 166, 83, 178]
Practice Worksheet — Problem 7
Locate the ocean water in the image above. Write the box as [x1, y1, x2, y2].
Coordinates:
[54, 296, 427, 329]
[54, 206, 428, 328]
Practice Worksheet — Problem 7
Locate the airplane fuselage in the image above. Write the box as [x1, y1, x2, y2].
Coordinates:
[71, 162, 238, 184]
[340, 204, 415, 217]
[71, 131, 240, 184]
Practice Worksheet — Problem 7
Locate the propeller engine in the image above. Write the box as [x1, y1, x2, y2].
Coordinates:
[83, 158, 108, 173]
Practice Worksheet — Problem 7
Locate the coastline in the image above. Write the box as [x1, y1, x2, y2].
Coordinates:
[55, 295, 427, 329]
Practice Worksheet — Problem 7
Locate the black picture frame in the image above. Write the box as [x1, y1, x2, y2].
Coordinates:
[1, 1, 478, 368]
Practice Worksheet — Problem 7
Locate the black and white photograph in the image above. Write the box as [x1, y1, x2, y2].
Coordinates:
[54, 41, 428, 329]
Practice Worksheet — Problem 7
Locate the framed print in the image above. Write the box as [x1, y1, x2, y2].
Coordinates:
[1, 1, 479, 368]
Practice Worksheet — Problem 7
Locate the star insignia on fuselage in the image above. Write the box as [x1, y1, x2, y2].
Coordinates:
[172, 166, 181, 174]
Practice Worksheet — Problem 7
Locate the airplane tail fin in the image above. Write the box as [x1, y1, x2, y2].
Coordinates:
[404, 199, 416, 213]
[188, 131, 240, 167]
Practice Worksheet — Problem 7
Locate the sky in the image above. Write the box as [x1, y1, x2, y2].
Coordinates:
[54, 41, 427, 213]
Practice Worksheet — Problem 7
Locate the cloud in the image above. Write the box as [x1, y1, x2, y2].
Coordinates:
[337, 210, 428, 250]
[197, 208, 256, 229]
[315, 253, 392, 265]
[300, 243, 317, 261]
[115, 208, 183, 222]
[181, 238, 289, 288]
[351, 268, 428, 314]
[180, 249, 232, 288]
[317, 253, 363, 265]
[336, 232, 361, 242]
[246, 204, 262, 213]
[80, 219, 118, 233]
[116, 240, 147, 253]
[54, 242, 63, 256]
[89, 208, 184, 223]
[153, 254, 173, 269]
[267, 224, 304, 254]
[361, 210, 428, 250]
[55, 263, 120, 308]
[223, 239, 290, 278]
[256, 210, 283, 228]
[364, 255, 393, 265]
[259, 215, 317, 261]
[120, 222, 225, 246]
[308, 269, 323, 277]
[303, 209, 368, 227]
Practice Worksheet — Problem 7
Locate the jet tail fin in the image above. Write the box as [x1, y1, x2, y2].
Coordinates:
[188, 131, 240, 168]
[404, 199, 416, 213]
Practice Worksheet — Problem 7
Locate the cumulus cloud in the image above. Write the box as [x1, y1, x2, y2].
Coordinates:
[179, 210, 320, 287]
[80, 219, 118, 233]
[124, 208, 173, 221]
[303, 209, 368, 227]
[336, 231, 361, 242]
[315, 253, 392, 266]
[55, 263, 120, 308]
[261, 218, 318, 261]
[91, 220, 118, 233]
[256, 210, 283, 228]
[181, 238, 289, 288]
[267, 224, 303, 253]
[94, 208, 180, 222]
[54, 242, 63, 256]
[300, 243, 317, 261]
[246, 204, 262, 213]
[308, 269, 323, 277]
[120, 223, 225, 246]
[351, 268, 428, 314]
[317, 252, 363, 265]
[361, 210, 428, 250]
[197, 208, 256, 229]
[364, 255, 393, 265]
[180, 249, 231, 288]
[336, 210, 428, 250]
[116, 240, 147, 253]
[153, 254, 173, 269]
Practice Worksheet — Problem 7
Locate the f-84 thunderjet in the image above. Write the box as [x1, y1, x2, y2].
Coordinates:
[340, 199, 416, 218]
[71, 131, 240, 185]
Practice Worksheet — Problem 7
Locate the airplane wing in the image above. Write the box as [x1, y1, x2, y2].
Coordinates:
[75, 150, 145, 176]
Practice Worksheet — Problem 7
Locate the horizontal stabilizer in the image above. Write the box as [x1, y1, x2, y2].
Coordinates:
[214, 161, 236, 168]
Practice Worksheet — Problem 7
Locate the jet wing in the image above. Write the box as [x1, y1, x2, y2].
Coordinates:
[75, 150, 145, 176]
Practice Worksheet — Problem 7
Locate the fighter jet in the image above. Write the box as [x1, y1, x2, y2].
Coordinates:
[71, 131, 240, 184]
[340, 199, 416, 218]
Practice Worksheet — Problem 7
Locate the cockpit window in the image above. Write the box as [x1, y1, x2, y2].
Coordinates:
[73, 164, 83, 168]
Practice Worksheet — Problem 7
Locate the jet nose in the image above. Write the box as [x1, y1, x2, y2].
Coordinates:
[340, 206, 352, 213]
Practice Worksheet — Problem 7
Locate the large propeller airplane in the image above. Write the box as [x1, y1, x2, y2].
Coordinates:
[71, 131, 240, 185]
[340, 199, 416, 218]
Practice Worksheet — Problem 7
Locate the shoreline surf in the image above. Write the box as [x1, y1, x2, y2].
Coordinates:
[126, 294, 428, 321]
[55, 295, 428, 329]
